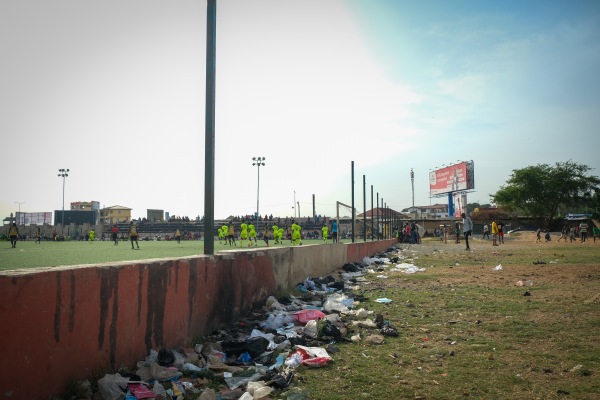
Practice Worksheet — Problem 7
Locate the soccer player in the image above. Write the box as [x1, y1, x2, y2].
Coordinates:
[8, 223, 19, 248]
[240, 220, 248, 248]
[263, 224, 270, 247]
[248, 222, 257, 246]
[228, 222, 237, 246]
[111, 224, 119, 245]
[221, 224, 229, 245]
[272, 224, 279, 244]
[218, 226, 224, 244]
[292, 221, 302, 246]
[322, 224, 328, 243]
[129, 221, 140, 249]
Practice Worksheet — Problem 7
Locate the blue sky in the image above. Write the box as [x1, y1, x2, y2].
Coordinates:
[1, 0, 599, 221]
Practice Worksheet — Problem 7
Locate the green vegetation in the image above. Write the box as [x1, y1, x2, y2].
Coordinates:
[491, 161, 600, 222]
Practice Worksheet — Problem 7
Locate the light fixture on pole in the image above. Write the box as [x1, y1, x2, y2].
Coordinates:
[252, 157, 265, 232]
[58, 168, 69, 234]
[14, 201, 25, 225]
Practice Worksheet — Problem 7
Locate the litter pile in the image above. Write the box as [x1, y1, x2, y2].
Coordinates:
[87, 245, 424, 400]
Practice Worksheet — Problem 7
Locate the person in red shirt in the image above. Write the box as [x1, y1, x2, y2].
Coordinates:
[111, 224, 120, 245]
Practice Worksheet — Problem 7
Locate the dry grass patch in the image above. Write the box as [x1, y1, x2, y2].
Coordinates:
[299, 237, 600, 399]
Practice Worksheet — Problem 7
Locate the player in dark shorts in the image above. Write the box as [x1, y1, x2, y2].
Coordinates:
[129, 221, 140, 249]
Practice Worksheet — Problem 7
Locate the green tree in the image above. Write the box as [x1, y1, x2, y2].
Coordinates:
[491, 161, 600, 223]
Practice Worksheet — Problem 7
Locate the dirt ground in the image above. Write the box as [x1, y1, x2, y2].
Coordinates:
[387, 232, 600, 303]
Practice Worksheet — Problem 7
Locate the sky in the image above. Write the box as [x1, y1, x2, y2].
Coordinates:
[1, 0, 599, 222]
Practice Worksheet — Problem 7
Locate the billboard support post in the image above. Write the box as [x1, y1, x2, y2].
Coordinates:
[448, 192, 454, 219]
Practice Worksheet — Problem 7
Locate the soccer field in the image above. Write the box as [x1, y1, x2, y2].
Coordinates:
[0, 238, 354, 271]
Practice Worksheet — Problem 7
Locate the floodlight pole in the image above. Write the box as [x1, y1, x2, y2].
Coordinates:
[411, 168, 415, 212]
[252, 156, 265, 233]
[203, 0, 216, 255]
[58, 168, 69, 234]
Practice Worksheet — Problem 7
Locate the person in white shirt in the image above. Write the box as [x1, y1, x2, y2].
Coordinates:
[462, 213, 473, 251]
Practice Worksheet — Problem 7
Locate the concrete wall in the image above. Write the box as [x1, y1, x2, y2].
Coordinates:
[0, 239, 395, 399]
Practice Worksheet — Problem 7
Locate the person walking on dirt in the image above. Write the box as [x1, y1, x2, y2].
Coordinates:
[579, 221, 588, 243]
[482, 224, 489, 240]
[462, 213, 473, 251]
[491, 219, 499, 246]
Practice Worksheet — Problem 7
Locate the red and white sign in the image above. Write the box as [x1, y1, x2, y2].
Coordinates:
[429, 162, 468, 196]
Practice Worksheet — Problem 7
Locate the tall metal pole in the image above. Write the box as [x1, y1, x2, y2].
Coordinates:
[252, 157, 265, 233]
[363, 175, 366, 242]
[376, 192, 379, 240]
[293, 191, 296, 219]
[58, 169, 69, 234]
[351, 161, 355, 243]
[204, 0, 217, 255]
[14, 202, 25, 225]
[370, 185, 373, 241]
[381, 197, 384, 239]
[411, 168, 415, 213]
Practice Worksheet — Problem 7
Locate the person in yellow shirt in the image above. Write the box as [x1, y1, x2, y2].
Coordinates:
[248, 222, 257, 246]
[291, 221, 302, 246]
[228, 222, 236, 246]
[8, 223, 19, 248]
[491, 219, 499, 247]
[221, 224, 229, 245]
[322, 224, 329, 243]
[129, 221, 140, 249]
[175, 228, 181, 244]
[240, 220, 248, 248]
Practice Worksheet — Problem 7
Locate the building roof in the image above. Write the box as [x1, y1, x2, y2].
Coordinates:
[100, 205, 132, 211]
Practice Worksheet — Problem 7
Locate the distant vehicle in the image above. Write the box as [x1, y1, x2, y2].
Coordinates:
[507, 225, 538, 235]
[565, 213, 592, 221]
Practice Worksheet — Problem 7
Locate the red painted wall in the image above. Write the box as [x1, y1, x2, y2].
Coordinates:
[0, 240, 395, 399]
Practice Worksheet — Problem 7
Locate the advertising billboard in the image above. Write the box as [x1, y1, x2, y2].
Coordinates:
[453, 192, 468, 218]
[429, 161, 475, 196]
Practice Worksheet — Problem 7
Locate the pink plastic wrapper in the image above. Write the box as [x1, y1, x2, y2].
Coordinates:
[293, 309, 326, 324]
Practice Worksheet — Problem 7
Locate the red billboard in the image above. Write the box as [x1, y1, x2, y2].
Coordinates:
[429, 161, 474, 196]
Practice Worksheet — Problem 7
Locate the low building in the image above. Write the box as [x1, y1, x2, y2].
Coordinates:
[100, 205, 132, 225]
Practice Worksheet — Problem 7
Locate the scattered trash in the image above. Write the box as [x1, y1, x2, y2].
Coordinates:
[516, 280, 534, 287]
[74, 245, 419, 400]
[493, 265, 503, 271]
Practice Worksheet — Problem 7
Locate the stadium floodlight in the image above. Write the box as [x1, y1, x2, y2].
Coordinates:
[252, 157, 265, 233]
[58, 168, 69, 234]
